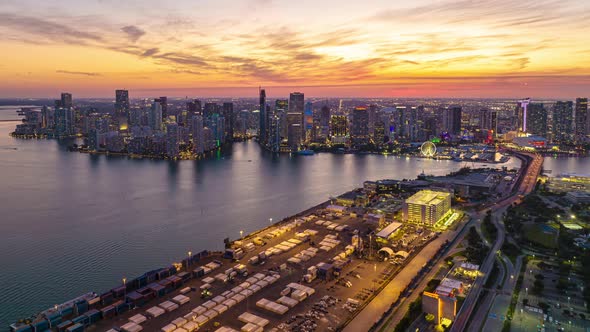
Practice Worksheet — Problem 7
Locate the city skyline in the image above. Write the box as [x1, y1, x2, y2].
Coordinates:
[1, 0, 589, 98]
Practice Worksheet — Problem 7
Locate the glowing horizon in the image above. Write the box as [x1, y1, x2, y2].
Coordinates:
[1, 0, 589, 99]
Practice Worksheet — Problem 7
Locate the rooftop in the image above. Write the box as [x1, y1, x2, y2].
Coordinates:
[405, 190, 450, 206]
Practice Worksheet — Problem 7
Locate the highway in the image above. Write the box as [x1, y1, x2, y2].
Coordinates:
[450, 152, 543, 332]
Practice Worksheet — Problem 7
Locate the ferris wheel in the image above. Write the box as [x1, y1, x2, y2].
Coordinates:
[420, 141, 437, 157]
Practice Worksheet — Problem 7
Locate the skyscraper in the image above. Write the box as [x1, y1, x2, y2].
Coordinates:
[289, 92, 305, 141]
[275, 99, 288, 141]
[331, 115, 348, 141]
[191, 114, 204, 154]
[187, 99, 202, 114]
[115, 90, 130, 116]
[287, 112, 302, 148]
[259, 88, 266, 144]
[304, 101, 313, 141]
[445, 106, 462, 137]
[351, 107, 370, 148]
[223, 102, 234, 141]
[155, 97, 168, 120]
[479, 109, 490, 130]
[516, 98, 530, 133]
[166, 122, 180, 158]
[490, 111, 498, 138]
[553, 101, 574, 142]
[575, 98, 588, 141]
[57, 93, 73, 109]
[527, 103, 547, 137]
[319, 105, 331, 140]
[149, 101, 163, 132]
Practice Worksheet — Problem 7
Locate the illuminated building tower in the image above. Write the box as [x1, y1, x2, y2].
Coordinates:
[552, 101, 574, 142]
[516, 98, 530, 133]
[274, 99, 288, 141]
[368, 104, 378, 138]
[289, 92, 305, 141]
[374, 120, 386, 146]
[351, 107, 369, 148]
[304, 101, 313, 141]
[149, 101, 163, 132]
[54, 107, 74, 137]
[331, 115, 348, 139]
[490, 111, 498, 138]
[527, 103, 547, 137]
[155, 96, 168, 120]
[575, 98, 588, 142]
[203, 102, 218, 119]
[268, 108, 282, 152]
[259, 88, 267, 145]
[191, 114, 204, 154]
[115, 90, 130, 116]
[444, 106, 462, 137]
[394, 106, 407, 139]
[287, 112, 302, 148]
[223, 102, 234, 141]
[479, 109, 490, 130]
[166, 122, 180, 158]
[320, 105, 331, 140]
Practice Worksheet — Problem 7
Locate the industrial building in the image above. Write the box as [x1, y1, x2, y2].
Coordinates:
[402, 190, 451, 225]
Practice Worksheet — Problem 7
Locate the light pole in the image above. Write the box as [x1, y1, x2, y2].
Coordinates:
[122, 277, 127, 298]
[240, 230, 244, 239]
[187, 251, 192, 269]
[269, 218, 273, 225]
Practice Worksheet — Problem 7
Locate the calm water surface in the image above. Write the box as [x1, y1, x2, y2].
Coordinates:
[0, 108, 584, 327]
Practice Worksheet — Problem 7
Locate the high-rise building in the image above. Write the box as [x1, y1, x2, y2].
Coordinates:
[553, 101, 574, 142]
[575, 98, 588, 141]
[268, 107, 282, 152]
[149, 101, 163, 132]
[223, 102, 234, 141]
[368, 104, 378, 138]
[527, 103, 547, 137]
[115, 90, 130, 116]
[155, 97, 168, 120]
[203, 103, 218, 119]
[54, 107, 74, 137]
[166, 123, 180, 158]
[445, 107, 462, 137]
[191, 114, 204, 154]
[351, 107, 370, 147]
[374, 120, 386, 146]
[274, 99, 288, 141]
[516, 98, 530, 132]
[287, 112, 302, 148]
[331, 115, 348, 138]
[319, 105, 331, 140]
[289, 92, 305, 141]
[479, 109, 490, 130]
[403, 190, 452, 225]
[55, 93, 73, 109]
[187, 99, 202, 114]
[259, 88, 266, 144]
[304, 101, 313, 141]
[490, 111, 498, 138]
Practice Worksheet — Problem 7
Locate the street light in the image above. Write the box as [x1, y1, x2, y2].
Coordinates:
[122, 277, 127, 298]
[269, 218, 273, 225]
[240, 230, 244, 239]
[188, 251, 192, 268]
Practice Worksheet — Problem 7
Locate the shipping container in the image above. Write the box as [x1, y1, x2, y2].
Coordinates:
[65, 323, 83, 332]
[147, 282, 166, 297]
[56, 320, 73, 332]
[31, 319, 49, 332]
[85, 309, 101, 324]
[177, 271, 191, 283]
[192, 267, 205, 278]
[71, 315, 89, 327]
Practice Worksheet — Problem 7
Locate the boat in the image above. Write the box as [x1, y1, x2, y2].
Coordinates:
[296, 149, 315, 156]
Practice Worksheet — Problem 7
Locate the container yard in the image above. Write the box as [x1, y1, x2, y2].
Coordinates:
[10, 189, 446, 332]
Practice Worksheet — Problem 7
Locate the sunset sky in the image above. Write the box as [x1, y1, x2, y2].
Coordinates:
[0, 0, 589, 98]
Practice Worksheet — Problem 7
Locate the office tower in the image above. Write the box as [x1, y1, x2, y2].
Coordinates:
[408, 106, 419, 141]
[479, 109, 490, 130]
[259, 88, 266, 144]
[268, 108, 281, 152]
[115, 90, 130, 116]
[223, 102, 234, 141]
[187, 99, 202, 114]
[490, 111, 498, 138]
[149, 101, 163, 132]
[424, 117, 438, 140]
[206, 113, 225, 145]
[273, 99, 288, 139]
[304, 101, 313, 141]
[374, 120, 386, 146]
[289, 92, 305, 141]
[155, 97, 168, 120]
[414, 105, 426, 141]
[394, 106, 407, 138]
[203, 102, 218, 119]
[527, 103, 547, 137]
[331, 115, 348, 138]
[575, 98, 588, 141]
[516, 98, 530, 132]
[368, 104, 378, 138]
[351, 107, 370, 147]
[54, 107, 74, 137]
[553, 101, 574, 142]
[191, 114, 204, 154]
[287, 112, 302, 148]
[319, 105, 331, 140]
[166, 123, 180, 158]
[445, 106, 462, 137]
[55, 93, 73, 109]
